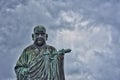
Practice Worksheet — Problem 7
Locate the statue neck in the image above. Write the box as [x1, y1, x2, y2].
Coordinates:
[34, 43, 47, 50]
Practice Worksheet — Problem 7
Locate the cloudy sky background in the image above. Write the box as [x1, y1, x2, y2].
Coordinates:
[0, 0, 120, 80]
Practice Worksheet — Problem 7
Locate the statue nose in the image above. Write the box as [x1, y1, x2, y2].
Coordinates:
[38, 34, 42, 37]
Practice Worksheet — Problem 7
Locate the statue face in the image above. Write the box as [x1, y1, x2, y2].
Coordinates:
[32, 25, 48, 46]
[33, 32, 47, 46]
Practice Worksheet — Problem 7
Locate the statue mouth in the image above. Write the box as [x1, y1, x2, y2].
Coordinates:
[37, 40, 42, 43]
[37, 38, 44, 42]
[34, 37, 45, 46]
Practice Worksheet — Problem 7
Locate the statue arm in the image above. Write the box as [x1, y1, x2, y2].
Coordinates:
[14, 49, 33, 79]
[46, 48, 71, 60]
[50, 49, 71, 56]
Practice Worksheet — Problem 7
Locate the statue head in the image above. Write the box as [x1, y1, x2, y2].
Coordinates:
[32, 25, 48, 46]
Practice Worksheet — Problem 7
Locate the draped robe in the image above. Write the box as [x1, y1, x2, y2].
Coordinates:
[14, 44, 65, 80]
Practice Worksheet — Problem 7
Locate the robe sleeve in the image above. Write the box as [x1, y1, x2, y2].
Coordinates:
[50, 47, 65, 80]
[57, 53, 65, 80]
[14, 49, 35, 80]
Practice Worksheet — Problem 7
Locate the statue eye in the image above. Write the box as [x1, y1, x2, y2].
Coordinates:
[35, 33, 39, 35]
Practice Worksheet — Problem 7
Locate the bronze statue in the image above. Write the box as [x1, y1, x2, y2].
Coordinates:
[14, 25, 71, 80]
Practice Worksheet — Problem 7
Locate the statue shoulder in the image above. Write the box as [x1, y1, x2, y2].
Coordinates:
[46, 45, 57, 51]
[23, 44, 36, 52]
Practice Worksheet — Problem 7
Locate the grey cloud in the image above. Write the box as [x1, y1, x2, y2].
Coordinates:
[0, 0, 120, 80]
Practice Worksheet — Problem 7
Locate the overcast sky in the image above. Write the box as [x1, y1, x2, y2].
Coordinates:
[0, 0, 120, 80]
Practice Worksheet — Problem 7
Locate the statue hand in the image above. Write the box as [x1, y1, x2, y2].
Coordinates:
[58, 48, 72, 54]
[21, 68, 28, 75]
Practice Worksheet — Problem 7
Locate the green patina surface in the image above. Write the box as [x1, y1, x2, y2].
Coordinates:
[14, 25, 71, 80]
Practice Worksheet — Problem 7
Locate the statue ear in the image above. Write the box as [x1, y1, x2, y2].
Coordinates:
[46, 34, 48, 40]
[32, 34, 34, 40]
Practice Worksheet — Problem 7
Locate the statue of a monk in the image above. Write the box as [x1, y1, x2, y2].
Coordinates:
[14, 25, 71, 80]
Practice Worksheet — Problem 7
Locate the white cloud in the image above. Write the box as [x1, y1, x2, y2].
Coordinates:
[50, 10, 115, 80]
